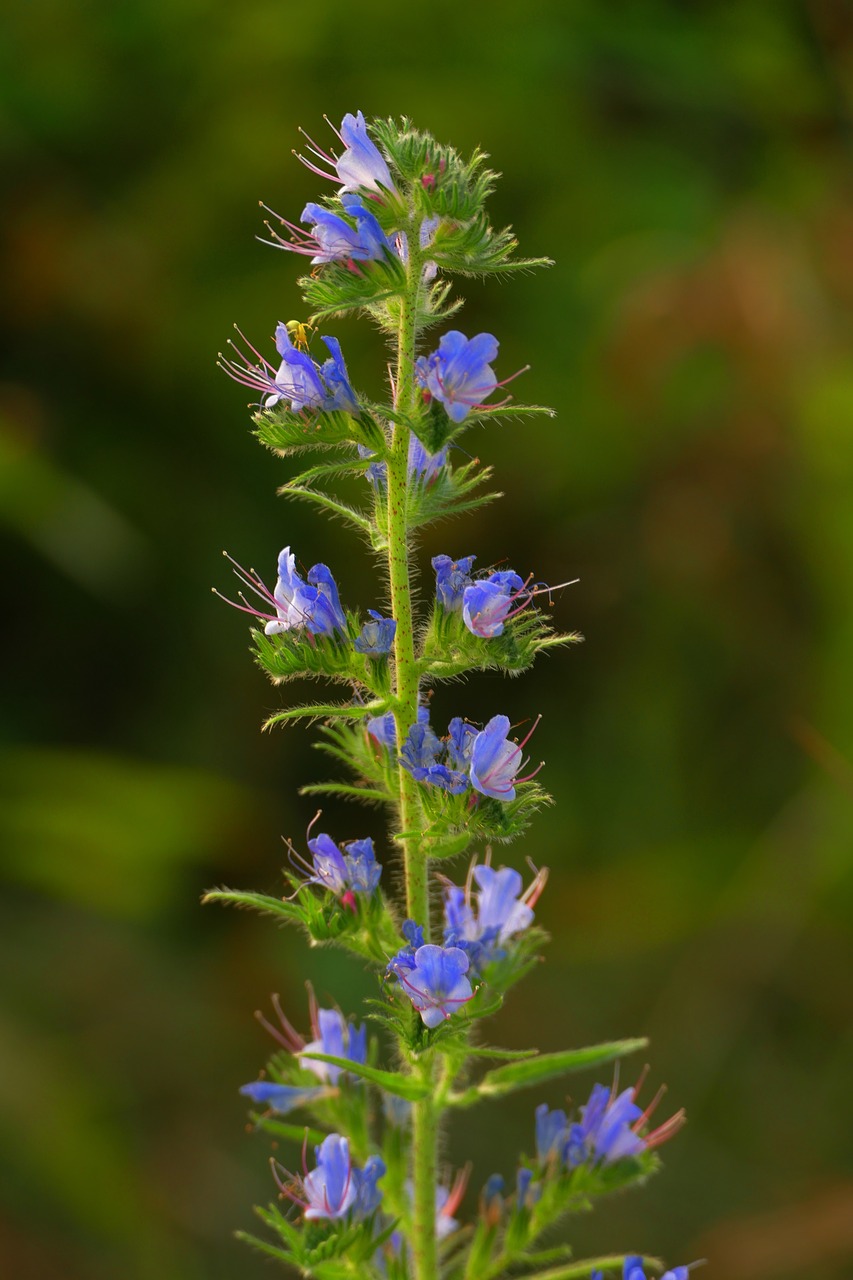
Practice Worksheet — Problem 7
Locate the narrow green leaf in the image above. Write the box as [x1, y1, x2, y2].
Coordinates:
[298, 1052, 431, 1101]
[201, 887, 299, 924]
[264, 702, 380, 729]
[251, 1115, 327, 1146]
[235, 1231, 295, 1264]
[465, 1045, 538, 1061]
[449, 1038, 648, 1107]
[300, 782, 391, 804]
[280, 485, 373, 536]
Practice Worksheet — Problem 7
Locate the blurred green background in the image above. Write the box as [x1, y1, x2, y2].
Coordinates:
[2, 1, 853, 1277]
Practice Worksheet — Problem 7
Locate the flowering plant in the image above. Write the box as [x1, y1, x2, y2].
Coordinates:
[207, 112, 690, 1280]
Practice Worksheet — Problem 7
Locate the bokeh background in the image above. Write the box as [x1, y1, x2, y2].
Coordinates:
[3, 1, 853, 1277]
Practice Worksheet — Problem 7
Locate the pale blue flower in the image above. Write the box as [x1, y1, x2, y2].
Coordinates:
[238, 1081, 329, 1114]
[388, 941, 474, 1028]
[432, 554, 476, 611]
[304, 1134, 358, 1220]
[305, 832, 382, 897]
[335, 110, 395, 193]
[354, 611, 396, 656]
[417, 331, 499, 423]
[469, 714, 528, 800]
[301, 194, 392, 264]
[300, 1006, 368, 1084]
[565, 1084, 645, 1167]
[462, 570, 527, 638]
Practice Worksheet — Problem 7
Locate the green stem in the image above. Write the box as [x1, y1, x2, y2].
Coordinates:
[388, 227, 428, 930]
[387, 225, 437, 1280]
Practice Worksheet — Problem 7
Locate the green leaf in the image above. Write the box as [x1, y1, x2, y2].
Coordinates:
[279, 485, 373, 537]
[264, 701, 383, 729]
[201, 887, 301, 924]
[297, 1052, 431, 1101]
[465, 1045, 539, 1061]
[448, 1038, 648, 1107]
[250, 1115, 327, 1146]
[300, 782, 391, 804]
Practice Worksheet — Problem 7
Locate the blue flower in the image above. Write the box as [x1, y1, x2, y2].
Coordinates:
[469, 714, 542, 801]
[388, 941, 474, 1028]
[399, 713, 472, 793]
[343, 837, 382, 893]
[443, 861, 545, 972]
[300, 1006, 368, 1084]
[219, 325, 359, 416]
[317, 333, 360, 414]
[238, 1081, 330, 1114]
[305, 832, 382, 897]
[352, 1155, 387, 1218]
[432, 554, 476, 611]
[354, 610, 396, 656]
[515, 1166, 539, 1209]
[535, 1103, 570, 1164]
[417, 331, 499, 423]
[565, 1084, 646, 1167]
[304, 1134, 359, 1220]
[258, 548, 347, 638]
[480, 1174, 505, 1224]
[357, 435, 447, 489]
[366, 705, 430, 751]
[462, 570, 528, 638]
[305, 831, 349, 893]
[408, 435, 448, 484]
[301, 194, 392, 264]
[592, 1259, 689, 1280]
[399, 717, 443, 780]
[335, 110, 395, 193]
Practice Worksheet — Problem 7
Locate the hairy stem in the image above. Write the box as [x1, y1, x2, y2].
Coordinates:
[387, 226, 437, 1280]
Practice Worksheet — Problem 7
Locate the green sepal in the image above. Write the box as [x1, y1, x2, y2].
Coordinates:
[253, 620, 393, 699]
[202, 881, 400, 963]
[422, 605, 582, 683]
[306, 720, 397, 806]
[253, 404, 386, 456]
[297, 1052, 432, 1101]
[448, 1038, 648, 1108]
[245, 1202, 389, 1278]
[410, 780, 554, 859]
[300, 253, 406, 322]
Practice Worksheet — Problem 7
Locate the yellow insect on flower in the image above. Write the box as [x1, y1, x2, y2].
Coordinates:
[285, 319, 314, 350]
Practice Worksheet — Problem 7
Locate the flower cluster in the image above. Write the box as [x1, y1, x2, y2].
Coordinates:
[218, 547, 395, 654]
[443, 859, 546, 972]
[535, 1077, 685, 1172]
[216, 109, 688, 1280]
[398, 711, 543, 801]
[220, 324, 359, 415]
[298, 831, 383, 900]
[240, 996, 367, 1112]
[274, 1133, 386, 1222]
[387, 922, 475, 1027]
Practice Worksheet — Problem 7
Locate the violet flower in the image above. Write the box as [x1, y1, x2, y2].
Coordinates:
[432, 554, 476, 611]
[387, 940, 474, 1028]
[417, 331, 499, 423]
[469, 714, 543, 801]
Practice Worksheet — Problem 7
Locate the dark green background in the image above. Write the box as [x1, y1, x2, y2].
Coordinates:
[3, 2, 853, 1277]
